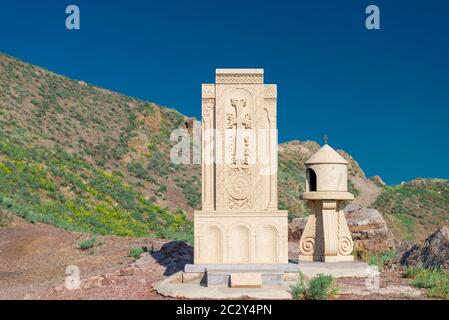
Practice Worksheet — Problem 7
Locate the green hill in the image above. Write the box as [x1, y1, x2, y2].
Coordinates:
[373, 178, 449, 240]
[0, 53, 193, 241]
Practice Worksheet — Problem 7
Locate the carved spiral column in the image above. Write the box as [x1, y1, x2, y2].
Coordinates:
[337, 205, 354, 256]
[299, 202, 318, 259]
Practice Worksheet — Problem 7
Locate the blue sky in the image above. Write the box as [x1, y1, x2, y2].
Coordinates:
[0, 0, 448, 184]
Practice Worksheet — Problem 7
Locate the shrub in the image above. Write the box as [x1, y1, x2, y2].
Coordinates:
[403, 265, 449, 299]
[353, 247, 396, 271]
[305, 274, 337, 300]
[79, 237, 96, 250]
[0, 210, 11, 227]
[129, 247, 145, 259]
[290, 273, 337, 300]
[174, 176, 201, 209]
[290, 273, 306, 300]
[368, 250, 396, 271]
[127, 162, 149, 180]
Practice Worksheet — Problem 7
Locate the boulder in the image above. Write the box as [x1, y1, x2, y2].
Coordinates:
[288, 217, 307, 241]
[400, 226, 449, 269]
[288, 205, 394, 252]
[344, 204, 394, 252]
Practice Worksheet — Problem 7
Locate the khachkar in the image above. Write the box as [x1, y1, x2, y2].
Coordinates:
[194, 69, 288, 264]
[299, 144, 355, 262]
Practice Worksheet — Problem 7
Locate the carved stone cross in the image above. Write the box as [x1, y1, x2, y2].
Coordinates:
[227, 99, 251, 165]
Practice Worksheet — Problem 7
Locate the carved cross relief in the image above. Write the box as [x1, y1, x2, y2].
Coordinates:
[225, 98, 253, 209]
[227, 98, 252, 166]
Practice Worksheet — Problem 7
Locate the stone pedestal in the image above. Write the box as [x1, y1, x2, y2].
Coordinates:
[299, 192, 355, 262]
[194, 211, 288, 264]
[194, 69, 288, 265]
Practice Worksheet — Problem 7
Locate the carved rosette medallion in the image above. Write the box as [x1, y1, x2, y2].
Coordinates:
[227, 174, 251, 200]
[226, 173, 253, 208]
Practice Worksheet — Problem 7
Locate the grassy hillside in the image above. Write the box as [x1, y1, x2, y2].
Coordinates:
[373, 179, 449, 241]
[0, 53, 194, 241]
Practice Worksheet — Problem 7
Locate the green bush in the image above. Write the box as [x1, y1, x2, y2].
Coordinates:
[290, 273, 306, 300]
[368, 250, 396, 271]
[305, 274, 337, 300]
[403, 265, 449, 299]
[353, 246, 396, 271]
[174, 176, 201, 209]
[79, 237, 96, 250]
[290, 273, 337, 300]
[128, 247, 145, 259]
[0, 211, 11, 227]
[127, 162, 149, 180]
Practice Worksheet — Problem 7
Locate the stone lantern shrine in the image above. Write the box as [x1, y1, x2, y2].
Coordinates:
[299, 144, 355, 262]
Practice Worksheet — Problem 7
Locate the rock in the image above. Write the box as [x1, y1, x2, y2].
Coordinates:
[370, 175, 386, 187]
[288, 205, 394, 252]
[400, 226, 449, 269]
[119, 267, 135, 277]
[391, 239, 416, 264]
[132, 252, 155, 269]
[288, 217, 307, 241]
[344, 205, 394, 252]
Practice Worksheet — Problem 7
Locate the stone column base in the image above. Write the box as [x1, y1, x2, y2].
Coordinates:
[298, 200, 355, 262]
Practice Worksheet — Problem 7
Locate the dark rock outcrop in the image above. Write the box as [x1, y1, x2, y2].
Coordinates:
[400, 226, 449, 269]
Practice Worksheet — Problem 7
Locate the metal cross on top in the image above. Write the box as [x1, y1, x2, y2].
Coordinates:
[324, 134, 329, 145]
[227, 99, 252, 165]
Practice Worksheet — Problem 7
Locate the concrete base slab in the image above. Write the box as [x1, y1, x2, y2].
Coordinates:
[230, 273, 262, 288]
[296, 261, 371, 278]
[262, 272, 284, 286]
[206, 271, 230, 287]
[185, 262, 371, 279]
[154, 272, 292, 300]
[153, 262, 374, 299]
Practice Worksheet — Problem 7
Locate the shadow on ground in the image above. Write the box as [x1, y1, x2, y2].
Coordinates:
[150, 241, 193, 276]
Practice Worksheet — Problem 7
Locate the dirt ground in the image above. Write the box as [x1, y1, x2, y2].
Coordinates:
[0, 216, 165, 299]
[0, 217, 425, 300]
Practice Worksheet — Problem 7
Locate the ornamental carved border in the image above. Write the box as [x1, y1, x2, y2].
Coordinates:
[216, 74, 263, 84]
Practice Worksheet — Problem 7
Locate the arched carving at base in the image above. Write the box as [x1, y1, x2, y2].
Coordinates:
[200, 226, 223, 263]
[228, 225, 250, 263]
[256, 225, 279, 262]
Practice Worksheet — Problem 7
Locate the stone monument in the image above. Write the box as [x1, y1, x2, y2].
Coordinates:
[155, 76, 371, 297]
[194, 69, 288, 264]
[299, 144, 355, 262]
